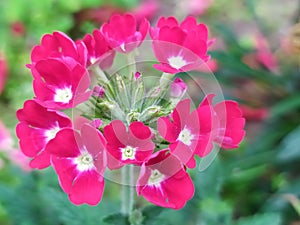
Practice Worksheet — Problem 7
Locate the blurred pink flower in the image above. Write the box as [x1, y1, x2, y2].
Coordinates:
[255, 34, 278, 72]
[239, 105, 269, 121]
[131, 0, 159, 22]
[180, 0, 214, 16]
[0, 121, 14, 151]
[11, 21, 25, 37]
[0, 54, 8, 95]
[7, 150, 32, 172]
[196, 59, 219, 73]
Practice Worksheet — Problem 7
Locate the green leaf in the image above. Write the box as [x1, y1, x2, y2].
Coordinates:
[234, 213, 282, 225]
[103, 213, 130, 225]
[141, 205, 163, 225]
[270, 94, 300, 118]
[277, 125, 300, 162]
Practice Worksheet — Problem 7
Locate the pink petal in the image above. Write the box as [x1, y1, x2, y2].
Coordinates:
[46, 128, 81, 157]
[69, 170, 104, 205]
[157, 117, 179, 142]
[129, 122, 152, 140]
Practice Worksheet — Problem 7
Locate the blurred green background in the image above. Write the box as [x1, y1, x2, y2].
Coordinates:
[0, 0, 300, 224]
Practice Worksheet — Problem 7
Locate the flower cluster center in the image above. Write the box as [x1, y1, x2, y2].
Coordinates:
[54, 87, 73, 103]
[177, 127, 194, 146]
[121, 146, 137, 160]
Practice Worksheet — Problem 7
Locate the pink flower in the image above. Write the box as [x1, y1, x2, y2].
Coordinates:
[0, 121, 14, 151]
[197, 94, 246, 149]
[158, 99, 213, 168]
[137, 149, 194, 209]
[7, 149, 32, 172]
[185, 0, 214, 16]
[29, 31, 87, 67]
[239, 105, 269, 121]
[0, 54, 8, 95]
[101, 14, 149, 53]
[103, 120, 154, 170]
[32, 58, 91, 110]
[16, 100, 72, 169]
[82, 29, 115, 69]
[131, 0, 159, 22]
[11, 21, 25, 37]
[255, 34, 278, 72]
[170, 77, 187, 98]
[46, 124, 106, 205]
[151, 16, 210, 73]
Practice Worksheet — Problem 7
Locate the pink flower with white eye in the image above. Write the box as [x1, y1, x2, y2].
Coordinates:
[16, 100, 72, 169]
[103, 120, 154, 170]
[82, 29, 115, 69]
[197, 94, 246, 149]
[101, 13, 149, 53]
[0, 54, 8, 95]
[136, 149, 194, 209]
[46, 124, 106, 205]
[151, 16, 211, 74]
[33, 58, 91, 110]
[158, 99, 213, 168]
[29, 31, 87, 67]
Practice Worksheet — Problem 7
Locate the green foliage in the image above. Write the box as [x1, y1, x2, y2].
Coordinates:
[234, 213, 282, 225]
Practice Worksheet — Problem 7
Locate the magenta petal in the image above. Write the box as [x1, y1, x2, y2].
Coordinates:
[103, 120, 127, 147]
[46, 128, 81, 157]
[157, 16, 179, 28]
[51, 156, 78, 193]
[29, 151, 51, 169]
[129, 122, 152, 140]
[69, 170, 104, 205]
[157, 117, 179, 142]
[172, 99, 191, 128]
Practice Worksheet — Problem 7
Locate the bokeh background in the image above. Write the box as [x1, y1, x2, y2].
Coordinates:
[0, 0, 300, 224]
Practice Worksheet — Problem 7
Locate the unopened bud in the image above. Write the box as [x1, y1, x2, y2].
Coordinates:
[138, 106, 161, 122]
[92, 85, 105, 98]
[170, 77, 187, 98]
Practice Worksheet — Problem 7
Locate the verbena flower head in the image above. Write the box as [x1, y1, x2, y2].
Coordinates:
[16, 13, 246, 210]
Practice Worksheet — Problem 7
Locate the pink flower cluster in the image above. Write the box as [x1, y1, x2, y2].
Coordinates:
[17, 14, 245, 210]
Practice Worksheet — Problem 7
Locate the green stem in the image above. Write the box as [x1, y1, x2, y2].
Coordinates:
[121, 165, 134, 217]
[93, 65, 109, 84]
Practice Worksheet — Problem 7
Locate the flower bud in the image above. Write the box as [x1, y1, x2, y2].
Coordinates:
[138, 105, 161, 122]
[92, 85, 105, 98]
[170, 77, 187, 98]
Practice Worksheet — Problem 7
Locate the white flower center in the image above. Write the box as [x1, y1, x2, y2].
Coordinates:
[45, 126, 60, 142]
[121, 146, 136, 160]
[54, 87, 73, 103]
[148, 169, 165, 186]
[74, 151, 94, 171]
[177, 127, 194, 146]
[168, 56, 187, 69]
